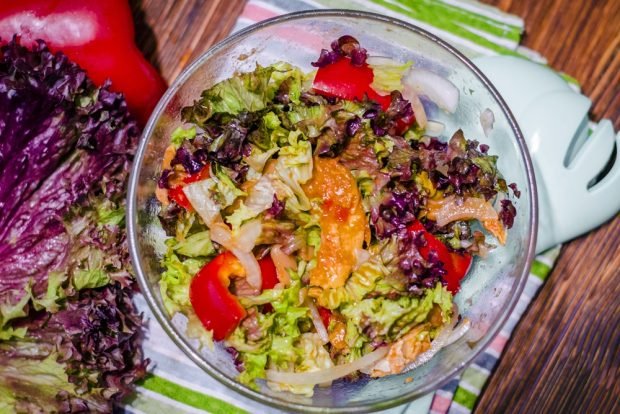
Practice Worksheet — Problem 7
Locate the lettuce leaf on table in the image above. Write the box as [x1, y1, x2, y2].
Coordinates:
[0, 39, 146, 412]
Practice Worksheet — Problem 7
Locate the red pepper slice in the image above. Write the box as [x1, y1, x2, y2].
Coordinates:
[0, 0, 167, 125]
[183, 165, 211, 184]
[318, 307, 332, 328]
[190, 252, 247, 341]
[407, 221, 472, 294]
[313, 57, 375, 102]
[258, 256, 279, 291]
[366, 88, 392, 111]
[168, 186, 192, 210]
[312, 56, 414, 133]
[168, 165, 210, 210]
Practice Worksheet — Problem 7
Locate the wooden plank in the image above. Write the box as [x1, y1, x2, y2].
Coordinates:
[478, 1, 620, 412]
[130, 0, 246, 82]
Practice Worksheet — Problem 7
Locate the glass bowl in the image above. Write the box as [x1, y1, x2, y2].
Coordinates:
[127, 10, 537, 413]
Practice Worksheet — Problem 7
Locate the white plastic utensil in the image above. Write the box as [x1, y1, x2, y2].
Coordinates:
[474, 56, 620, 253]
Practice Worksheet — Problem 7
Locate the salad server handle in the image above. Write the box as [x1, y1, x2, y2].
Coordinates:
[473, 56, 620, 253]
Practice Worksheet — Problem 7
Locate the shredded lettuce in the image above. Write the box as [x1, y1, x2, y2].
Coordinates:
[159, 248, 207, 315]
[227, 275, 316, 391]
[286, 104, 330, 138]
[226, 175, 276, 229]
[171, 126, 197, 146]
[214, 167, 246, 206]
[245, 146, 279, 176]
[172, 231, 216, 257]
[267, 333, 334, 396]
[274, 131, 313, 213]
[368, 57, 412, 94]
[183, 62, 305, 124]
[341, 283, 452, 342]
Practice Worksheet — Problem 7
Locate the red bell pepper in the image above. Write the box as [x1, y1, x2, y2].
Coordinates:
[407, 221, 472, 294]
[168, 186, 192, 210]
[0, 0, 167, 126]
[318, 307, 332, 328]
[168, 165, 210, 210]
[190, 252, 247, 341]
[312, 56, 413, 133]
[313, 57, 375, 103]
[258, 256, 279, 291]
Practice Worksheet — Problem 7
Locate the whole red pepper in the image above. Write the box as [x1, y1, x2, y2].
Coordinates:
[190, 252, 247, 341]
[407, 221, 473, 294]
[0, 0, 167, 125]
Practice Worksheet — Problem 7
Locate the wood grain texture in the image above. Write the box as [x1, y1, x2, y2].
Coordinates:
[478, 1, 620, 413]
[130, 0, 246, 82]
[130, 0, 620, 412]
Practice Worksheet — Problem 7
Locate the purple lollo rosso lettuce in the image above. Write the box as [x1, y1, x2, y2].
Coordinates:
[0, 38, 146, 412]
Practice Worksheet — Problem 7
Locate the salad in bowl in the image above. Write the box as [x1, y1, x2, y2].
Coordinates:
[153, 34, 519, 397]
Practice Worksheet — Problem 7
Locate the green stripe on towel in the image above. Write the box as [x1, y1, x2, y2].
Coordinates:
[530, 260, 552, 281]
[141, 374, 249, 414]
[460, 366, 488, 391]
[452, 386, 478, 409]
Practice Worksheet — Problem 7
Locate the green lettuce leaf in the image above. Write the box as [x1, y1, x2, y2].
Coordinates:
[182, 62, 305, 124]
[0, 352, 79, 412]
[266, 333, 333, 397]
[341, 283, 452, 342]
[170, 126, 197, 146]
[73, 269, 110, 291]
[286, 104, 330, 138]
[274, 131, 313, 213]
[227, 278, 315, 390]
[159, 249, 207, 315]
[214, 167, 246, 207]
[368, 57, 412, 94]
[172, 230, 216, 257]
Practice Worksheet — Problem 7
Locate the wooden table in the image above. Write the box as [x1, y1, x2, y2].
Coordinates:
[131, 0, 620, 412]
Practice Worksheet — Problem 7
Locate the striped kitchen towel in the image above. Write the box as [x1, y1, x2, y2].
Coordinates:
[124, 1, 566, 413]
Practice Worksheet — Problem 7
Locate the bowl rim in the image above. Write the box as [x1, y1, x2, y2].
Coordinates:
[128, 9, 538, 413]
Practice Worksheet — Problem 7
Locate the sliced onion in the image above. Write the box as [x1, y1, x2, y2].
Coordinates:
[425, 120, 445, 137]
[233, 219, 262, 252]
[270, 245, 294, 286]
[210, 222, 262, 289]
[480, 108, 495, 137]
[427, 196, 498, 226]
[266, 346, 388, 386]
[403, 88, 427, 128]
[306, 299, 329, 344]
[403, 68, 459, 113]
[426, 196, 506, 244]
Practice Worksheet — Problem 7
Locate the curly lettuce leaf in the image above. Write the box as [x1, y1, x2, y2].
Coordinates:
[0, 38, 145, 413]
[182, 62, 305, 124]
